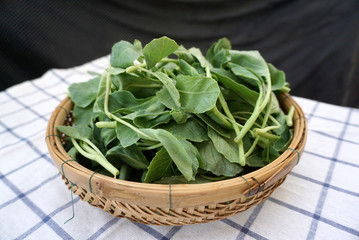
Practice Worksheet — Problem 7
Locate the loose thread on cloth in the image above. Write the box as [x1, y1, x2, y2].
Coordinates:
[169, 184, 172, 209]
[89, 172, 96, 194]
[61, 159, 77, 224]
[286, 148, 301, 165]
[238, 176, 251, 202]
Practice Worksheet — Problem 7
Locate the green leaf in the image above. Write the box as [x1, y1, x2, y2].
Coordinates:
[262, 145, 280, 163]
[113, 73, 159, 98]
[179, 59, 199, 76]
[153, 71, 181, 108]
[188, 47, 212, 68]
[272, 111, 286, 135]
[229, 50, 270, 81]
[197, 114, 231, 138]
[107, 67, 126, 75]
[106, 145, 149, 169]
[227, 62, 261, 86]
[119, 163, 132, 180]
[176, 75, 220, 113]
[273, 127, 293, 152]
[268, 63, 286, 91]
[133, 111, 172, 128]
[174, 45, 196, 63]
[154, 175, 212, 184]
[56, 125, 92, 140]
[144, 147, 173, 183]
[100, 127, 117, 147]
[115, 121, 139, 147]
[207, 128, 239, 163]
[211, 68, 259, 106]
[270, 92, 281, 114]
[98, 90, 148, 114]
[93, 74, 107, 113]
[246, 153, 267, 167]
[196, 141, 243, 177]
[211, 49, 230, 68]
[206, 37, 231, 63]
[143, 36, 179, 69]
[73, 104, 94, 126]
[170, 107, 187, 124]
[177, 137, 200, 177]
[161, 118, 209, 142]
[67, 147, 79, 161]
[110, 40, 142, 68]
[69, 76, 100, 108]
[141, 129, 195, 181]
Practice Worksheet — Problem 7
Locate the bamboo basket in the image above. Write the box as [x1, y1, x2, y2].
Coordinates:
[46, 93, 307, 226]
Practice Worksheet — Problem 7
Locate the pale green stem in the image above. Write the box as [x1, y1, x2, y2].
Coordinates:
[82, 138, 107, 159]
[125, 63, 146, 73]
[138, 142, 163, 151]
[235, 73, 272, 142]
[233, 116, 261, 128]
[110, 113, 157, 142]
[71, 138, 98, 160]
[244, 137, 260, 158]
[244, 95, 273, 158]
[280, 86, 291, 92]
[254, 129, 279, 141]
[269, 115, 281, 127]
[205, 66, 211, 78]
[218, 92, 246, 165]
[72, 138, 119, 177]
[103, 71, 157, 142]
[104, 72, 112, 117]
[137, 67, 156, 76]
[96, 121, 116, 129]
[161, 58, 179, 64]
[208, 106, 233, 129]
[285, 105, 295, 127]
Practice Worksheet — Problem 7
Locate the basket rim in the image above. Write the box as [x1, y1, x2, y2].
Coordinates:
[46, 93, 307, 208]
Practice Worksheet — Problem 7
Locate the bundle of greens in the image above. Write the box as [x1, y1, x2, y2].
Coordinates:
[57, 37, 294, 184]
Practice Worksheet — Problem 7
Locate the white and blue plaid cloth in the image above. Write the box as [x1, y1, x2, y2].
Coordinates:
[1, 56, 359, 240]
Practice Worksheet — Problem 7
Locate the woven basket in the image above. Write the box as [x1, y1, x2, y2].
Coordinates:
[46, 93, 307, 226]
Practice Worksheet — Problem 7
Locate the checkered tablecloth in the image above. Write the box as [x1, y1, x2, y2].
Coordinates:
[1, 56, 359, 240]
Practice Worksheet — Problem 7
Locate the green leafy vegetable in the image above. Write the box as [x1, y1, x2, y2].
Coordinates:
[143, 37, 179, 69]
[57, 36, 294, 184]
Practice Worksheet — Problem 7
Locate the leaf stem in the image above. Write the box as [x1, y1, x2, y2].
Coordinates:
[96, 121, 116, 129]
[244, 95, 273, 157]
[208, 106, 233, 129]
[218, 92, 245, 165]
[125, 63, 146, 73]
[71, 138, 119, 177]
[103, 71, 158, 142]
[138, 142, 163, 151]
[161, 58, 179, 64]
[285, 105, 295, 127]
[205, 66, 211, 78]
[235, 70, 272, 142]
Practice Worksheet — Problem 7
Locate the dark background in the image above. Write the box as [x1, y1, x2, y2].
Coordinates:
[1, 0, 358, 107]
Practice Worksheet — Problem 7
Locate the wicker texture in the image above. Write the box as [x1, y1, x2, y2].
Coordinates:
[46, 93, 307, 226]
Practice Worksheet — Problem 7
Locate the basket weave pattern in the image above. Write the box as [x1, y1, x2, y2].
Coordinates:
[46, 93, 307, 226]
[63, 176, 286, 225]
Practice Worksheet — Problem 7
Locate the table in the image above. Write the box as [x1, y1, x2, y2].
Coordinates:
[1, 56, 358, 240]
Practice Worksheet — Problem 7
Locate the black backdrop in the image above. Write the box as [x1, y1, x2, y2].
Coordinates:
[1, 0, 358, 107]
